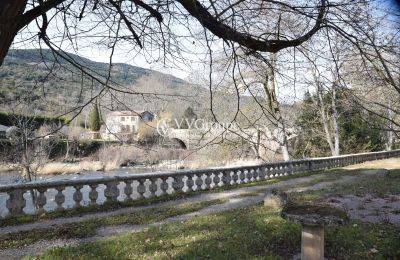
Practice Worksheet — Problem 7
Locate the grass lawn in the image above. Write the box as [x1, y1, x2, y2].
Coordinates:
[33, 204, 400, 260]
[0, 199, 226, 249]
[32, 167, 400, 259]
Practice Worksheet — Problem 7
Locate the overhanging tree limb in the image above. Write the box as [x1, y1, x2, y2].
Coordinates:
[176, 0, 327, 52]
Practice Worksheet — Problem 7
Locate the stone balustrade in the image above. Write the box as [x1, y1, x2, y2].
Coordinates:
[1, 149, 399, 218]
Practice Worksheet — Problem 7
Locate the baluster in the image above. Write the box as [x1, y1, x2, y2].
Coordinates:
[259, 167, 266, 180]
[124, 181, 133, 201]
[172, 175, 184, 193]
[73, 185, 83, 207]
[245, 169, 252, 182]
[55, 186, 65, 210]
[239, 170, 245, 183]
[272, 166, 278, 178]
[137, 179, 146, 199]
[6, 189, 26, 216]
[283, 165, 288, 176]
[232, 170, 239, 184]
[253, 168, 259, 181]
[204, 173, 212, 189]
[213, 173, 220, 188]
[186, 174, 195, 192]
[222, 171, 231, 186]
[255, 168, 261, 181]
[36, 188, 47, 214]
[104, 181, 119, 202]
[252, 168, 257, 181]
[160, 177, 169, 196]
[89, 184, 98, 205]
[149, 178, 158, 197]
[195, 174, 203, 190]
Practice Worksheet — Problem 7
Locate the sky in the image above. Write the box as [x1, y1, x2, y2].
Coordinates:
[10, 0, 399, 103]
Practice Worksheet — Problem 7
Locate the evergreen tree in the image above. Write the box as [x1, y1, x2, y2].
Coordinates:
[89, 102, 101, 131]
[181, 107, 197, 129]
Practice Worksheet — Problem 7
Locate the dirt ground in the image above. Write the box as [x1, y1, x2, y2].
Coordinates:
[325, 194, 400, 227]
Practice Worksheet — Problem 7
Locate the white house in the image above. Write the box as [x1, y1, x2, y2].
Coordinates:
[102, 110, 155, 140]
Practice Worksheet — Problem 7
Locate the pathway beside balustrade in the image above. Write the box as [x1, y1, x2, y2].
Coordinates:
[1, 149, 399, 218]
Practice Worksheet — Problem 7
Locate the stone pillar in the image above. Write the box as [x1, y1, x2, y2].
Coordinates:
[73, 185, 83, 207]
[89, 184, 99, 205]
[212, 173, 220, 188]
[239, 170, 245, 183]
[186, 175, 195, 192]
[55, 186, 65, 210]
[104, 181, 119, 202]
[160, 178, 169, 195]
[137, 179, 146, 199]
[36, 188, 47, 214]
[123, 181, 133, 201]
[195, 174, 203, 191]
[149, 178, 158, 197]
[6, 189, 26, 216]
[301, 225, 324, 260]
[172, 176, 184, 192]
[204, 173, 212, 189]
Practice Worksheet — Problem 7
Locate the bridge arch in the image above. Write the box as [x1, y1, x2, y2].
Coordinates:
[171, 138, 187, 149]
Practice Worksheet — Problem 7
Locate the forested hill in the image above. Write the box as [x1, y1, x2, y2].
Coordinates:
[0, 49, 280, 127]
[2, 49, 188, 87]
[0, 49, 207, 117]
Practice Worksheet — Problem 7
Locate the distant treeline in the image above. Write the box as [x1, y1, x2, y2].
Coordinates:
[0, 112, 66, 127]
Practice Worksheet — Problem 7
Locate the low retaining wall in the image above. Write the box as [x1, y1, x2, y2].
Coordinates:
[1, 149, 399, 218]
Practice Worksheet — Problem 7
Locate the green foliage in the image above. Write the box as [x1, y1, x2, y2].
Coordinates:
[0, 112, 65, 127]
[339, 107, 384, 153]
[89, 102, 101, 131]
[181, 106, 198, 129]
[295, 89, 384, 158]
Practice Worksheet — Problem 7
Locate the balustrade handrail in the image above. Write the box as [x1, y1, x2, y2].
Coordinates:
[0, 149, 399, 192]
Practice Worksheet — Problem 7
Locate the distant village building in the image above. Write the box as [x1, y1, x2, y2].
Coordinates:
[102, 110, 155, 140]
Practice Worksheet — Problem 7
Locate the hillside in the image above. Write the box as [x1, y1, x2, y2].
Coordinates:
[0, 49, 286, 128]
[0, 49, 208, 117]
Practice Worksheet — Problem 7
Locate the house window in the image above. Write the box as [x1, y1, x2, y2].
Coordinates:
[131, 116, 134, 121]
[121, 117, 125, 121]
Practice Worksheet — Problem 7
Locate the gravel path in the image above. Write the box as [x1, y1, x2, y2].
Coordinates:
[0, 169, 386, 259]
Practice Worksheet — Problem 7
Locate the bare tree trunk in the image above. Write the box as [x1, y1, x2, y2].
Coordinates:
[65, 139, 70, 158]
[252, 130, 261, 159]
[316, 84, 335, 156]
[386, 103, 394, 151]
[331, 84, 340, 156]
[264, 54, 290, 161]
[0, 1, 27, 65]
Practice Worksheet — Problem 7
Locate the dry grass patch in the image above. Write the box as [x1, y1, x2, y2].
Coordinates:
[38, 161, 104, 175]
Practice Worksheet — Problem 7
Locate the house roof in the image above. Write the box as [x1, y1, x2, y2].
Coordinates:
[107, 110, 154, 117]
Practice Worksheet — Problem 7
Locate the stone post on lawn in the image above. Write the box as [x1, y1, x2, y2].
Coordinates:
[281, 204, 349, 260]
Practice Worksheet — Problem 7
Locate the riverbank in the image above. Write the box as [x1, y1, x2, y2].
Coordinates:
[0, 157, 264, 179]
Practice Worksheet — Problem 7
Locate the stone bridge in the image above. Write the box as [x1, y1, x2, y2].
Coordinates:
[163, 127, 298, 151]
